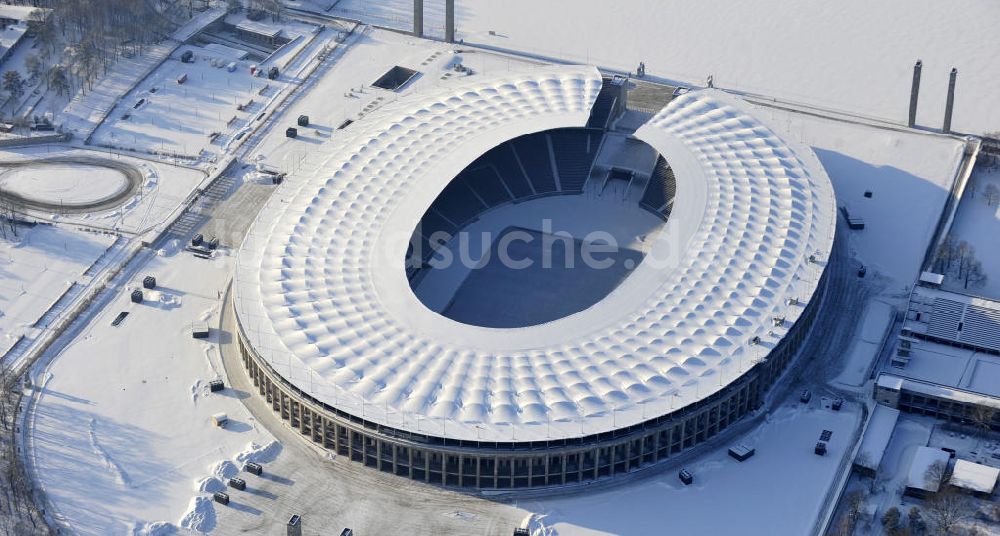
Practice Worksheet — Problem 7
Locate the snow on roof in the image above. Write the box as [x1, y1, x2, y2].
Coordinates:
[904, 286, 1000, 352]
[0, 5, 47, 22]
[949, 459, 999, 493]
[876, 374, 904, 390]
[0, 23, 25, 51]
[235, 19, 282, 39]
[232, 65, 836, 442]
[202, 43, 249, 61]
[919, 271, 944, 286]
[856, 404, 900, 471]
[906, 446, 950, 492]
[880, 372, 1000, 410]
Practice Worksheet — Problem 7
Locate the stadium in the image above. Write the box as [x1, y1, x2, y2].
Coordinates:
[231, 65, 837, 489]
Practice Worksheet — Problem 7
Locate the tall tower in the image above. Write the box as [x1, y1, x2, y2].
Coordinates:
[413, 0, 423, 38]
[907, 60, 921, 128]
[943, 68, 957, 133]
[445, 0, 455, 43]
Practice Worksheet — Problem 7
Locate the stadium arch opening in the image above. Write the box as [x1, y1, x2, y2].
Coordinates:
[406, 127, 673, 328]
[232, 67, 837, 490]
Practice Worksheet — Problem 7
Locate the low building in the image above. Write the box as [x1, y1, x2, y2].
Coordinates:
[876, 285, 1000, 430]
[0, 6, 49, 66]
[904, 446, 950, 498]
[0, 5, 48, 27]
[949, 459, 999, 497]
[854, 404, 900, 477]
[875, 373, 1000, 431]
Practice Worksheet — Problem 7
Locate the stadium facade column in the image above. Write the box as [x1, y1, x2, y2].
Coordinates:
[413, 0, 423, 38]
[445, 0, 455, 43]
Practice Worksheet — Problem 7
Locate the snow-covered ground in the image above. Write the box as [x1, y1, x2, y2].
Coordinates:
[0, 163, 129, 206]
[447, 0, 1000, 135]
[91, 43, 291, 160]
[0, 147, 207, 235]
[832, 299, 895, 388]
[946, 160, 1000, 299]
[26, 246, 275, 535]
[521, 402, 860, 536]
[57, 8, 226, 140]
[0, 224, 116, 357]
[327, 1, 1000, 134]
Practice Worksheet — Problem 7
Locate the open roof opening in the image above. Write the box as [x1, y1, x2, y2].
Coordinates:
[372, 66, 420, 91]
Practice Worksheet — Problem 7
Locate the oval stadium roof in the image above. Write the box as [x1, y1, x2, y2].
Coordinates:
[233, 65, 837, 442]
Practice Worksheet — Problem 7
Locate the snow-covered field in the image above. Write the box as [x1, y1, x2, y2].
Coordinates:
[325, 1, 1000, 134]
[91, 44, 290, 160]
[522, 403, 860, 536]
[0, 147, 207, 235]
[0, 163, 129, 206]
[57, 8, 226, 139]
[459, 0, 999, 135]
[26, 247, 275, 535]
[0, 225, 116, 357]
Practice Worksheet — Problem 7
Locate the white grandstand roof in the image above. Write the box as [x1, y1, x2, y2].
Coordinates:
[233, 65, 837, 442]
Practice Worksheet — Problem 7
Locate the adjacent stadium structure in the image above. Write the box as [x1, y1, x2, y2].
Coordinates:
[232, 65, 838, 489]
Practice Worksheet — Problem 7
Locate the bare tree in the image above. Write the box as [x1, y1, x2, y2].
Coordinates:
[923, 488, 972, 534]
[0, 189, 19, 239]
[964, 260, 987, 290]
[934, 235, 955, 274]
[984, 183, 1000, 207]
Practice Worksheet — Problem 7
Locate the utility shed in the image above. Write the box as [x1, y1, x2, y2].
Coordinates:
[949, 459, 999, 497]
[904, 446, 950, 498]
[854, 405, 900, 477]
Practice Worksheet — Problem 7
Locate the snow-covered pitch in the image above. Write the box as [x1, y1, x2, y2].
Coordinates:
[233, 65, 837, 443]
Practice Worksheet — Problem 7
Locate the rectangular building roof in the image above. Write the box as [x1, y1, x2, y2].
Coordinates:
[856, 404, 900, 472]
[0, 5, 48, 22]
[906, 446, 950, 493]
[950, 459, 999, 494]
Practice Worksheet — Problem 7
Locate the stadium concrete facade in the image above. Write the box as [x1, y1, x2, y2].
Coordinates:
[232, 65, 837, 489]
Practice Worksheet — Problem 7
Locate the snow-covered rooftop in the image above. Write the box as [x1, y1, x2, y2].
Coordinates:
[904, 286, 1000, 353]
[856, 404, 900, 472]
[906, 446, 950, 492]
[950, 459, 1000, 494]
[232, 65, 836, 442]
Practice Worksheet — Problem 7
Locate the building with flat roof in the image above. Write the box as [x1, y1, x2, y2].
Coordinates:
[904, 446, 950, 498]
[949, 459, 999, 497]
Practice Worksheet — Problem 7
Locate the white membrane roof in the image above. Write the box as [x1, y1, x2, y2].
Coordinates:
[233, 65, 836, 442]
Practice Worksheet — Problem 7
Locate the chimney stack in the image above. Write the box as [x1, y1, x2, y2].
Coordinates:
[445, 0, 455, 43]
[943, 68, 957, 133]
[413, 0, 423, 38]
[907, 60, 921, 127]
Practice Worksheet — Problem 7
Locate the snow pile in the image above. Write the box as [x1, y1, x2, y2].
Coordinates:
[178, 496, 216, 534]
[132, 521, 174, 536]
[235, 440, 282, 465]
[209, 459, 240, 481]
[194, 475, 226, 494]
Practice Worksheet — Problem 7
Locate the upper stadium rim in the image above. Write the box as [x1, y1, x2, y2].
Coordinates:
[233, 65, 837, 446]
